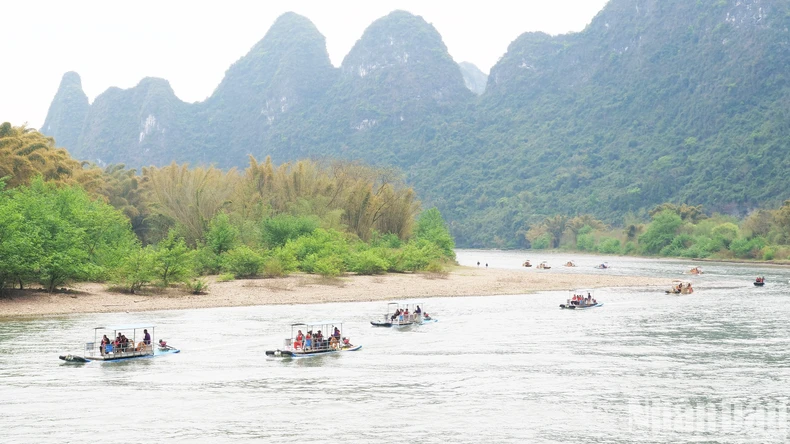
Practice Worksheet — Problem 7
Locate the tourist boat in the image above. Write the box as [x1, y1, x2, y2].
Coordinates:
[754, 277, 766, 286]
[560, 290, 602, 309]
[522, 260, 532, 267]
[564, 261, 577, 267]
[59, 324, 179, 363]
[537, 261, 551, 269]
[265, 321, 361, 358]
[594, 262, 609, 269]
[689, 266, 703, 275]
[370, 302, 436, 327]
[666, 280, 694, 294]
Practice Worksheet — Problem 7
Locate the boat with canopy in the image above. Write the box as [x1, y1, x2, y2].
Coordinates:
[370, 302, 436, 327]
[560, 289, 603, 309]
[265, 321, 361, 358]
[59, 324, 179, 363]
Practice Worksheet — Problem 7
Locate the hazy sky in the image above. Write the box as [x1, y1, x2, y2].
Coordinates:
[1, 0, 609, 128]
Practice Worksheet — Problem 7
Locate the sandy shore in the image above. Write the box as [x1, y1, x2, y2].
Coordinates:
[0, 267, 671, 318]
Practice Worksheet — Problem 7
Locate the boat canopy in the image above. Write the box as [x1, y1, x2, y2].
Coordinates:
[291, 321, 344, 327]
[94, 324, 154, 331]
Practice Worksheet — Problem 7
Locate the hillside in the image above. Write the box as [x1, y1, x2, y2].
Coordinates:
[42, 1, 790, 247]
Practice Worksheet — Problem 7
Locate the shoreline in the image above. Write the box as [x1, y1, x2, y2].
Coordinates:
[0, 267, 671, 319]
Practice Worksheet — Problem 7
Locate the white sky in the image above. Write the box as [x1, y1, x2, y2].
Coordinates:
[0, 0, 609, 128]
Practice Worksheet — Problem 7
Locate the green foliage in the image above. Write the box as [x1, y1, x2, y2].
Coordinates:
[221, 246, 264, 278]
[152, 230, 193, 286]
[216, 273, 235, 282]
[400, 239, 444, 271]
[261, 257, 289, 278]
[0, 178, 135, 292]
[185, 278, 209, 294]
[414, 208, 455, 258]
[348, 250, 389, 275]
[576, 233, 595, 251]
[206, 213, 239, 255]
[531, 234, 552, 250]
[639, 211, 683, 255]
[262, 214, 319, 248]
[112, 245, 156, 293]
[597, 238, 621, 254]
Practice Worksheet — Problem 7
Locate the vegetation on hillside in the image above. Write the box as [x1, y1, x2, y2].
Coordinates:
[0, 124, 455, 295]
[528, 202, 790, 261]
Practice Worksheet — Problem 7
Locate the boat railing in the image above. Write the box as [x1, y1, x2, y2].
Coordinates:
[285, 336, 343, 353]
[84, 341, 154, 359]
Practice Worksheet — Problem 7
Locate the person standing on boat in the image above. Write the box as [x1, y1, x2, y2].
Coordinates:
[415, 305, 422, 314]
[100, 335, 110, 355]
[333, 327, 341, 339]
[143, 329, 151, 345]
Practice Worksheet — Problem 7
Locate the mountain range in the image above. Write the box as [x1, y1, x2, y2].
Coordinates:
[42, 0, 790, 247]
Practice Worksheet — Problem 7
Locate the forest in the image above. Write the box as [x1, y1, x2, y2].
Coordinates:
[0, 123, 455, 294]
[526, 202, 790, 262]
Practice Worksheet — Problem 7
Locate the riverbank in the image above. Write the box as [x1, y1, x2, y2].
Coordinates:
[0, 266, 671, 318]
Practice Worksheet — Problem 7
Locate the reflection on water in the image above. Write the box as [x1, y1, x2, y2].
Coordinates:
[1, 251, 790, 442]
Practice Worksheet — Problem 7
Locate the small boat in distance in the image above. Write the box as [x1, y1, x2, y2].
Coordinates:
[560, 290, 602, 310]
[522, 260, 532, 267]
[537, 261, 551, 269]
[564, 261, 576, 267]
[754, 276, 766, 286]
[266, 321, 361, 358]
[594, 262, 609, 269]
[666, 280, 694, 294]
[689, 266, 703, 275]
[59, 324, 179, 363]
[371, 302, 436, 327]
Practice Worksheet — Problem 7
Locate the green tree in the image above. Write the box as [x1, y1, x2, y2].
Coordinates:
[152, 230, 193, 286]
[221, 246, 264, 277]
[639, 210, 683, 255]
[261, 214, 319, 248]
[113, 245, 156, 293]
[206, 213, 239, 255]
[414, 208, 455, 258]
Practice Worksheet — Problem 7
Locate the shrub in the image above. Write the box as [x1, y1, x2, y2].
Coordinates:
[414, 208, 455, 258]
[576, 233, 595, 251]
[193, 245, 221, 275]
[531, 234, 552, 250]
[221, 246, 264, 278]
[185, 278, 209, 294]
[762, 247, 776, 261]
[639, 210, 683, 255]
[622, 241, 637, 255]
[348, 250, 389, 275]
[206, 213, 238, 255]
[261, 214, 319, 248]
[216, 273, 235, 282]
[597, 238, 621, 254]
[313, 256, 345, 277]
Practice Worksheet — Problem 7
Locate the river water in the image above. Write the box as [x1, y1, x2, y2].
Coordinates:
[1, 250, 789, 443]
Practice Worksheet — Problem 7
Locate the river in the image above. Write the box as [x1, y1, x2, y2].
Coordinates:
[1, 250, 789, 443]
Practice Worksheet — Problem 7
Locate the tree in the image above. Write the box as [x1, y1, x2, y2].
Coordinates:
[152, 231, 193, 286]
[414, 208, 455, 258]
[639, 210, 683, 255]
[113, 245, 156, 293]
[206, 213, 239, 255]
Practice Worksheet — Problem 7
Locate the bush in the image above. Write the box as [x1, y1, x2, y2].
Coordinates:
[639, 210, 683, 255]
[221, 246, 264, 278]
[414, 208, 455, 258]
[348, 250, 389, 275]
[576, 233, 595, 251]
[185, 278, 209, 294]
[597, 238, 621, 254]
[622, 241, 637, 255]
[216, 273, 235, 282]
[400, 239, 443, 271]
[206, 213, 238, 255]
[312, 256, 345, 277]
[729, 237, 767, 259]
[531, 234, 552, 250]
[262, 214, 319, 248]
[762, 247, 775, 261]
[193, 246, 221, 275]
